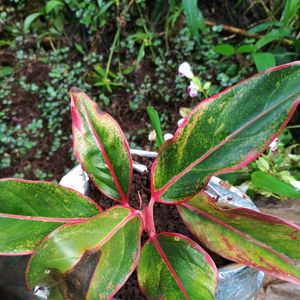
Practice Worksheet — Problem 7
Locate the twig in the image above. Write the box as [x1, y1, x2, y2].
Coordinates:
[205, 20, 293, 46]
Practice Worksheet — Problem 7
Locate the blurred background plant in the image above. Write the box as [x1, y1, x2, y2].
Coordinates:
[0, 0, 299, 199]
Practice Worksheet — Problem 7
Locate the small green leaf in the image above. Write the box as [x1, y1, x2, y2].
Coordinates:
[75, 43, 84, 55]
[251, 171, 300, 198]
[94, 64, 106, 77]
[138, 233, 217, 299]
[147, 106, 164, 147]
[26, 207, 142, 300]
[256, 156, 270, 173]
[0, 66, 14, 78]
[182, 0, 207, 44]
[281, 0, 300, 27]
[236, 44, 256, 54]
[137, 43, 145, 66]
[248, 21, 281, 33]
[178, 192, 300, 284]
[256, 28, 291, 49]
[213, 44, 235, 56]
[253, 52, 276, 72]
[24, 12, 43, 33]
[45, 0, 64, 14]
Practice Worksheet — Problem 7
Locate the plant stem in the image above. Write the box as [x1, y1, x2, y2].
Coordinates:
[145, 198, 156, 237]
[205, 20, 293, 46]
[105, 26, 121, 78]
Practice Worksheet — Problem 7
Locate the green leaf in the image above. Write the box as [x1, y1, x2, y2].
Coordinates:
[236, 44, 256, 54]
[137, 233, 217, 300]
[24, 12, 43, 33]
[0, 179, 101, 254]
[251, 171, 300, 198]
[147, 106, 164, 147]
[255, 28, 291, 49]
[248, 21, 282, 33]
[0, 66, 14, 78]
[213, 44, 235, 56]
[137, 43, 145, 66]
[0, 40, 12, 47]
[178, 192, 300, 284]
[70, 88, 132, 203]
[182, 0, 207, 44]
[26, 207, 142, 300]
[75, 43, 84, 55]
[45, 0, 64, 14]
[93, 64, 106, 77]
[281, 0, 300, 27]
[152, 62, 300, 203]
[253, 52, 276, 72]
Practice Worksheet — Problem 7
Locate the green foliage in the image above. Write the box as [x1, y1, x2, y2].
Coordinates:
[147, 106, 164, 147]
[213, 1, 300, 71]
[220, 129, 300, 200]
[23, 0, 66, 36]
[182, 0, 207, 44]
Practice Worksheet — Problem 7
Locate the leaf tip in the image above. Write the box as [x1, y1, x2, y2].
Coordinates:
[70, 86, 83, 94]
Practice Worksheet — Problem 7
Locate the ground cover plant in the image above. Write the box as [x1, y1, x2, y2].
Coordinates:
[1, 0, 299, 184]
[0, 62, 300, 299]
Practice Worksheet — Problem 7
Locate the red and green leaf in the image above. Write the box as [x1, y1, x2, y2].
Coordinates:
[0, 179, 101, 255]
[71, 88, 132, 203]
[26, 206, 142, 300]
[152, 62, 300, 203]
[137, 232, 217, 300]
[178, 191, 300, 284]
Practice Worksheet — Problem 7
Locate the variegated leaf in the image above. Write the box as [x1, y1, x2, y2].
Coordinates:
[137, 232, 217, 299]
[71, 88, 132, 203]
[178, 191, 300, 284]
[0, 179, 101, 254]
[152, 62, 300, 203]
[26, 206, 142, 300]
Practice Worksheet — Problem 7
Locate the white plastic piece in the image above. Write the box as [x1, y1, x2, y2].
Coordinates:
[164, 133, 174, 141]
[59, 164, 89, 194]
[177, 118, 185, 127]
[133, 161, 148, 173]
[130, 149, 158, 158]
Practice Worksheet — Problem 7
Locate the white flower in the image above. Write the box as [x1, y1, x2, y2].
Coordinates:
[148, 130, 156, 142]
[187, 81, 199, 97]
[290, 180, 300, 191]
[164, 133, 174, 141]
[178, 62, 194, 79]
[269, 138, 279, 152]
[177, 118, 185, 127]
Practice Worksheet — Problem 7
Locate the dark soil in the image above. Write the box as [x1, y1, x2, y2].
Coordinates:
[87, 156, 230, 300]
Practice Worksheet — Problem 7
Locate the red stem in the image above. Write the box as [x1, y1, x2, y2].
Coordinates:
[143, 198, 156, 236]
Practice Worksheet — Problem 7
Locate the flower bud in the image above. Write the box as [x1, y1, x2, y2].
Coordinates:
[187, 81, 199, 97]
[269, 138, 279, 152]
[178, 62, 194, 79]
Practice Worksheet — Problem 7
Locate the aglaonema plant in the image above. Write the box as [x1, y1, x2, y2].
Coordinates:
[0, 62, 300, 299]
